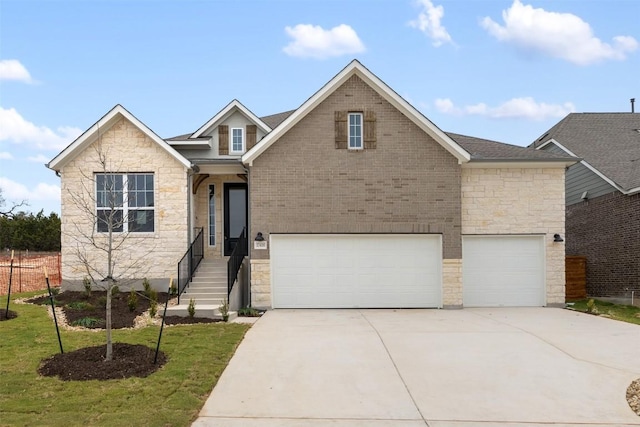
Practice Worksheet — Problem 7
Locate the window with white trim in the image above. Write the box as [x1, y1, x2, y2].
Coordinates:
[231, 128, 244, 153]
[208, 184, 216, 246]
[348, 113, 363, 150]
[96, 173, 154, 233]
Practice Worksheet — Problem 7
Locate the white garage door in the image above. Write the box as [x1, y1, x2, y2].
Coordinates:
[463, 235, 545, 307]
[270, 234, 442, 308]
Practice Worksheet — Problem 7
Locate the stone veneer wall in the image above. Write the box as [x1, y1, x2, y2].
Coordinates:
[566, 192, 640, 296]
[60, 117, 189, 289]
[461, 167, 566, 305]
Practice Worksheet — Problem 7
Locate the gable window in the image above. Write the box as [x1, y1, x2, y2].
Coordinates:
[96, 173, 154, 233]
[231, 128, 244, 153]
[348, 113, 363, 150]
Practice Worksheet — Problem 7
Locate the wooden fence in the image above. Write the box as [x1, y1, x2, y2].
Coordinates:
[566, 256, 587, 300]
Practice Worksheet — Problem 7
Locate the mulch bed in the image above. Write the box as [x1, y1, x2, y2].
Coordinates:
[0, 308, 18, 320]
[28, 291, 170, 329]
[26, 291, 219, 381]
[38, 343, 167, 381]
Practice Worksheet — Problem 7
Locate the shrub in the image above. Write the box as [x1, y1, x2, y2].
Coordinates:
[238, 307, 260, 317]
[219, 299, 229, 322]
[50, 287, 60, 296]
[142, 278, 152, 297]
[97, 296, 107, 308]
[169, 280, 178, 296]
[586, 299, 598, 314]
[83, 276, 91, 297]
[111, 285, 120, 296]
[149, 300, 158, 318]
[148, 288, 158, 303]
[127, 290, 138, 312]
[66, 301, 94, 311]
[71, 317, 101, 328]
[188, 298, 196, 318]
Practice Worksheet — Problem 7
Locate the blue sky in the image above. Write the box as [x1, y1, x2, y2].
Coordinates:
[1, 0, 638, 215]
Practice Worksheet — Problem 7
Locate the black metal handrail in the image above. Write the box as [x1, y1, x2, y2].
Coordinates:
[177, 227, 204, 304]
[227, 227, 248, 297]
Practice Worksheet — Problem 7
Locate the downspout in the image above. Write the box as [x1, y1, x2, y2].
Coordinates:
[244, 164, 252, 308]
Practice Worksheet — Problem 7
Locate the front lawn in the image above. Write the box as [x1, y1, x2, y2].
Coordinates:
[0, 291, 250, 427]
[568, 298, 640, 325]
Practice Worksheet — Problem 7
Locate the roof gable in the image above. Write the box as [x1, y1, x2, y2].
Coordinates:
[533, 113, 640, 193]
[191, 99, 271, 138]
[242, 60, 471, 165]
[48, 104, 191, 171]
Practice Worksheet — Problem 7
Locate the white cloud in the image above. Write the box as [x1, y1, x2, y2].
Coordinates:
[481, 0, 638, 65]
[409, 0, 453, 47]
[0, 152, 13, 160]
[0, 177, 60, 202]
[0, 59, 35, 83]
[0, 107, 82, 151]
[435, 97, 575, 120]
[283, 24, 366, 59]
[27, 154, 50, 164]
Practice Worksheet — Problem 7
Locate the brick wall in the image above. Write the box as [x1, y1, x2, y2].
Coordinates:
[60, 117, 189, 288]
[566, 192, 640, 296]
[248, 75, 462, 307]
[249, 75, 462, 258]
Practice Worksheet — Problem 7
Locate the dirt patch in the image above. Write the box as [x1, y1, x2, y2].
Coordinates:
[28, 291, 170, 329]
[38, 343, 166, 381]
[0, 308, 18, 320]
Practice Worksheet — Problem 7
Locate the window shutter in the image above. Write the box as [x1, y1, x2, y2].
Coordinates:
[335, 111, 347, 149]
[219, 125, 229, 155]
[246, 124, 257, 150]
[364, 110, 377, 149]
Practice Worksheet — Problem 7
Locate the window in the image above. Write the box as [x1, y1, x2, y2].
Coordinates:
[231, 128, 244, 153]
[96, 173, 154, 233]
[348, 113, 363, 149]
[209, 184, 216, 246]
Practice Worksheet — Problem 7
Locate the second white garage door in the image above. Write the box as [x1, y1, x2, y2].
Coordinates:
[463, 235, 545, 307]
[270, 234, 442, 308]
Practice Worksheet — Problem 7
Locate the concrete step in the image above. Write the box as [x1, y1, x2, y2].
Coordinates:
[165, 304, 237, 321]
[181, 291, 228, 300]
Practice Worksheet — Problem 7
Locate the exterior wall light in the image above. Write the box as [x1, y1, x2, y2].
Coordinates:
[553, 234, 564, 243]
[255, 232, 264, 241]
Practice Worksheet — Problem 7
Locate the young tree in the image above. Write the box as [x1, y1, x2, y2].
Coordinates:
[66, 143, 154, 361]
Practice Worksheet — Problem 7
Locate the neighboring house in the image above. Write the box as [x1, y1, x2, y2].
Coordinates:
[48, 60, 576, 310]
[533, 113, 640, 297]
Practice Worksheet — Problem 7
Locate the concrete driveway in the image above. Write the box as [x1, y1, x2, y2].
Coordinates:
[193, 308, 640, 427]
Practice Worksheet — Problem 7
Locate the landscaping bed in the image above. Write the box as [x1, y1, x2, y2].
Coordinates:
[28, 290, 170, 329]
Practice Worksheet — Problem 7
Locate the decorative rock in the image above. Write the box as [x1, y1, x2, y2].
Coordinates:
[627, 378, 640, 416]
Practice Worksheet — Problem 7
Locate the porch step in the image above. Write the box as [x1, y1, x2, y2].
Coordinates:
[174, 258, 230, 317]
[165, 304, 237, 321]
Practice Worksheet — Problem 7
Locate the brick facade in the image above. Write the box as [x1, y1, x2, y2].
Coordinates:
[249, 75, 462, 257]
[60, 117, 189, 289]
[566, 192, 640, 296]
[248, 75, 462, 308]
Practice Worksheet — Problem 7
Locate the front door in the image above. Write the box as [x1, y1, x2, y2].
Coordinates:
[224, 183, 247, 256]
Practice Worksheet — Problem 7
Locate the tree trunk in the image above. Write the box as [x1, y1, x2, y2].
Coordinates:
[105, 283, 113, 361]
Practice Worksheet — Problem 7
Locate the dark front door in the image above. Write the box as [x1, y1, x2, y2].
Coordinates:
[224, 183, 247, 256]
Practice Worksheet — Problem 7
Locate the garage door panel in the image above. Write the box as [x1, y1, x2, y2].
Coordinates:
[463, 236, 545, 307]
[271, 234, 442, 308]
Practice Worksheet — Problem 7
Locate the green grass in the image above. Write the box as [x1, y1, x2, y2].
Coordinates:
[0, 291, 250, 427]
[568, 298, 640, 325]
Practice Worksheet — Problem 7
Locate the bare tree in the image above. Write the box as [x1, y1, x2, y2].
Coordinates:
[65, 141, 154, 361]
[0, 188, 28, 218]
